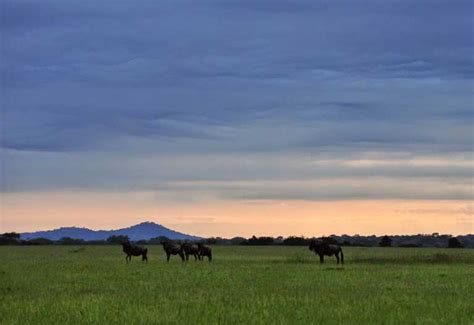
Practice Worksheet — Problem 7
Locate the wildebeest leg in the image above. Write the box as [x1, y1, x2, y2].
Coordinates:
[335, 253, 340, 264]
[319, 254, 324, 264]
[142, 253, 148, 262]
[125, 255, 129, 263]
[179, 252, 185, 262]
[208, 253, 212, 262]
[166, 253, 170, 262]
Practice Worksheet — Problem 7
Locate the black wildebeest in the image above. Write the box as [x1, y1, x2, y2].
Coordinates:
[162, 241, 185, 262]
[308, 239, 344, 264]
[197, 243, 212, 262]
[122, 241, 148, 263]
[181, 242, 200, 261]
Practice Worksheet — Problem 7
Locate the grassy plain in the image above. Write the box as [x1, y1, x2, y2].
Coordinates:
[0, 245, 473, 324]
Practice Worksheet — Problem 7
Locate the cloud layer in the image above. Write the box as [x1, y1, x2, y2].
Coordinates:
[1, 0, 473, 204]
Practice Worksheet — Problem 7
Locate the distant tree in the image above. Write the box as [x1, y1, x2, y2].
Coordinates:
[149, 236, 169, 244]
[0, 235, 21, 245]
[205, 237, 219, 245]
[341, 240, 352, 246]
[448, 237, 463, 248]
[245, 236, 257, 245]
[106, 235, 129, 244]
[283, 236, 310, 246]
[246, 236, 274, 245]
[58, 237, 84, 245]
[2, 232, 20, 239]
[230, 237, 247, 245]
[27, 238, 53, 245]
[321, 236, 339, 245]
[379, 235, 392, 247]
[274, 236, 285, 245]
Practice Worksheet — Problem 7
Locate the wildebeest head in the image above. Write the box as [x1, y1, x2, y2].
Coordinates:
[308, 239, 316, 251]
[122, 241, 133, 254]
[196, 242, 204, 252]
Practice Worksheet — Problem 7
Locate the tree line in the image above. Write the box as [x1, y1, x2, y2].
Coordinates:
[0, 232, 471, 248]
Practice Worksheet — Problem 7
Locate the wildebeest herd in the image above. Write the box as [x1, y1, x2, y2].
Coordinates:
[122, 240, 213, 263]
[122, 238, 342, 264]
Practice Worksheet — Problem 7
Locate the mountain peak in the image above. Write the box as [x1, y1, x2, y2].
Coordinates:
[21, 222, 201, 241]
[133, 221, 162, 227]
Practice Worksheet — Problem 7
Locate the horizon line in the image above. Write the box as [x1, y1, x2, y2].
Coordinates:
[9, 221, 474, 238]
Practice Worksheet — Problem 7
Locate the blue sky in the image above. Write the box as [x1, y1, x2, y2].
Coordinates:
[1, 1, 473, 234]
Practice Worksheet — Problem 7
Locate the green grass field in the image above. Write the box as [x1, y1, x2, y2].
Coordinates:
[0, 246, 473, 324]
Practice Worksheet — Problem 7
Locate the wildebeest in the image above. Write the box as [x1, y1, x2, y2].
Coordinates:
[122, 241, 148, 263]
[162, 241, 185, 262]
[308, 239, 344, 264]
[197, 243, 212, 262]
[181, 242, 200, 261]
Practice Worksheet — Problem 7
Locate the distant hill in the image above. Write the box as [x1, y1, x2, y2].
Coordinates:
[20, 222, 201, 241]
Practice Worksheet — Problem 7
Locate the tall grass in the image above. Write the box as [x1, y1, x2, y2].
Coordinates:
[0, 246, 473, 324]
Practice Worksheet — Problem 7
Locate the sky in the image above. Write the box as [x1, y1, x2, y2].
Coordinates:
[1, 0, 473, 237]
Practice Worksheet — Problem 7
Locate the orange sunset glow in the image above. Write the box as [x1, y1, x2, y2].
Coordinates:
[1, 190, 472, 237]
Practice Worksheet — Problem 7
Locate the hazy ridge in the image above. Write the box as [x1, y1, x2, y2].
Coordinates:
[20, 222, 201, 241]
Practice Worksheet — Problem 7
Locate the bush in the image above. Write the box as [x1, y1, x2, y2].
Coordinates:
[106, 235, 129, 244]
[149, 236, 169, 244]
[27, 238, 54, 245]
